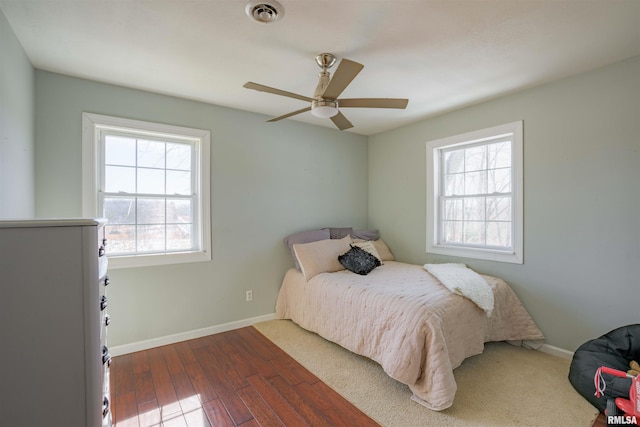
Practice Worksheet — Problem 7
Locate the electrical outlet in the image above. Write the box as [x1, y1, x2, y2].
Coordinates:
[245, 290, 253, 302]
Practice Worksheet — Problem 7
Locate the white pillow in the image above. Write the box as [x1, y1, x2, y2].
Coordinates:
[353, 238, 395, 262]
[352, 240, 382, 262]
[293, 235, 352, 280]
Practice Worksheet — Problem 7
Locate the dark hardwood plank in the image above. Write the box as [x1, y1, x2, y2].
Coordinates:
[192, 346, 254, 425]
[269, 375, 333, 427]
[162, 345, 186, 376]
[294, 382, 378, 427]
[112, 353, 135, 398]
[205, 334, 253, 390]
[174, 339, 198, 365]
[236, 385, 285, 426]
[147, 347, 183, 420]
[132, 351, 151, 375]
[112, 392, 139, 427]
[133, 371, 156, 407]
[171, 371, 202, 414]
[110, 326, 381, 427]
[182, 361, 219, 404]
[202, 398, 235, 427]
[246, 374, 308, 426]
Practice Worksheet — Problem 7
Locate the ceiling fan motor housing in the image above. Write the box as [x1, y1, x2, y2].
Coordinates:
[311, 99, 339, 118]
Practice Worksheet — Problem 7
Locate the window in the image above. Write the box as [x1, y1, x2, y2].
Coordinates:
[83, 113, 211, 268]
[426, 121, 523, 264]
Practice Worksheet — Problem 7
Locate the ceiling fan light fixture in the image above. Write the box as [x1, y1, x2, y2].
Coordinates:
[311, 100, 338, 118]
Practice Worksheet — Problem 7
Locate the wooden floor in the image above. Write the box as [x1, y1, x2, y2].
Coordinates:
[591, 413, 606, 427]
[110, 326, 380, 426]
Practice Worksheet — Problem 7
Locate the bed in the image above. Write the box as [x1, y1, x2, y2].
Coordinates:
[275, 231, 544, 411]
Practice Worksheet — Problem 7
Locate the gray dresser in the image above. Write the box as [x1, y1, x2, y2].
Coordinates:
[0, 219, 111, 427]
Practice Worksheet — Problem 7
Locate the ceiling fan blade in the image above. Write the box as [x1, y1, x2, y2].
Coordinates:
[266, 106, 312, 122]
[321, 59, 364, 100]
[338, 98, 409, 109]
[244, 82, 313, 103]
[330, 111, 353, 131]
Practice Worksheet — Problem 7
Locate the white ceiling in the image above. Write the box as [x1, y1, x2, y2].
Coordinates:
[1, 0, 639, 135]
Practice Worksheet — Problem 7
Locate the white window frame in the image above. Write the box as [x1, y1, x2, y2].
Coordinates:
[82, 113, 211, 269]
[426, 121, 523, 264]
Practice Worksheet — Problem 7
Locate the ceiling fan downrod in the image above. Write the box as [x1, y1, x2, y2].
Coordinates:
[312, 53, 338, 116]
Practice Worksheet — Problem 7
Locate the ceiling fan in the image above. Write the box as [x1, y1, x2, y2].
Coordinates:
[243, 53, 409, 131]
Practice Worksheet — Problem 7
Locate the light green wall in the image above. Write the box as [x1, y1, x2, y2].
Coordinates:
[369, 57, 640, 351]
[34, 71, 369, 347]
[8, 0, 637, 351]
[0, 8, 34, 218]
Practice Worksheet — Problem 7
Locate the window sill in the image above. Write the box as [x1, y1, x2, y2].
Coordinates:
[107, 250, 211, 269]
[426, 244, 523, 264]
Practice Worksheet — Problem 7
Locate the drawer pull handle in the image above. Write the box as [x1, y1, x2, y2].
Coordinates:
[98, 246, 106, 257]
[104, 276, 110, 286]
[104, 314, 111, 327]
[100, 296, 107, 311]
[102, 396, 110, 418]
[102, 346, 112, 366]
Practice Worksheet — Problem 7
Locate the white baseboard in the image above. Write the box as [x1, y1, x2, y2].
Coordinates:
[538, 343, 574, 360]
[110, 313, 276, 356]
[111, 315, 576, 361]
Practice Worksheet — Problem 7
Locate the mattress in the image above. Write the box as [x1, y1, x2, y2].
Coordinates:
[275, 261, 544, 410]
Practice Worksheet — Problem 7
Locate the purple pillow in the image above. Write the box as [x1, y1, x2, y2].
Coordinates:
[351, 229, 380, 241]
[322, 227, 353, 239]
[284, 229, 331, 269]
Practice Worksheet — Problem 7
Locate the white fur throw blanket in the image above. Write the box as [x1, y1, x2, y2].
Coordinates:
[424, 263, 494, 316]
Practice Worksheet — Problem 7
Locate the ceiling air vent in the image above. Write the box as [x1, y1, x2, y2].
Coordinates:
[245, 0, 284, 24]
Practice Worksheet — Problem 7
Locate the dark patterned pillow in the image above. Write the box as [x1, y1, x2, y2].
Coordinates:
[338, 244, 381, 275]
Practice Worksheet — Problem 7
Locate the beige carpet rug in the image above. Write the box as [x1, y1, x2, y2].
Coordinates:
[253, 320, 599, 427]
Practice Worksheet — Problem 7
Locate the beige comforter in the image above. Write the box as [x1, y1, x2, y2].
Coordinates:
[275, 261, 544, 410]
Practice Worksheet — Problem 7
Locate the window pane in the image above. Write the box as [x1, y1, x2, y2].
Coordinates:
[444, 149, 464, 174]
[90, 114, 210, 265]
[167, 224, 193, 250]
[487, 197, 511, 221]
[463, 221, 485, 245]
[105, 165, 136, 193]
[442, 221, 463, 243]
[487, 222, 511, 247]
[166, 170, 191, 195]
[137, 139, 165, 168]
[488, 141, 511, 169]
[444, 173, 464, 196]
[105, 225, 135, 254]
[137, 198, 165, 224]
[443, 198, 463, 220]
[463, 197, 485, 221]
[137, 168, 165, 194]
[464, 171, 487, 195]
[167, 199, 192, 224]
[166, 143, 191, 171]
[104, 197, 135, 224]
[137, 225, 165, 252]
[105, 135, 136, 166]
[427, 121, 522, 263]
[488, 168, 511, 194]
[465, 145, 486, 172]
